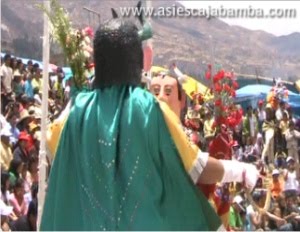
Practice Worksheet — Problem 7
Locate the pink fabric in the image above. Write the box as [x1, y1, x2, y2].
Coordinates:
[9, 194, 27, 217]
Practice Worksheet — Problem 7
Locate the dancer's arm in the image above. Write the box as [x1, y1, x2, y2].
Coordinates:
[159, 100, 259, 190]
[198, 157, 259, 191]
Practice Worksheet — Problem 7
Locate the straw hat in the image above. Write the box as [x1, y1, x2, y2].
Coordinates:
[17, 109, 31, 126]
[29, 122, 40, 133]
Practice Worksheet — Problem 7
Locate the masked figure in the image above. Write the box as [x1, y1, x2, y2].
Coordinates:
[42, 3, 258, 230]
[149, 68, 258, 230]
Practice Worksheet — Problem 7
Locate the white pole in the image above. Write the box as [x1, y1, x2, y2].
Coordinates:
[37, 0, 50, 229]
[209, 35, 215, 77]
[0, 0, 2, 114]
[146, 0, 152, 89]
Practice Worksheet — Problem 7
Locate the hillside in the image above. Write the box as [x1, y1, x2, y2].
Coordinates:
[1, 0, 300, 81]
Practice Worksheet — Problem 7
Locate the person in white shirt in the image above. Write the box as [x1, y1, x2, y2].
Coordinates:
[257, 100, 266, 132]
[285, 120, 300, 175]
[1, 54, 13, 94]
[284, 156, 299, 198]
[275, 101, 286, 121]
[1, 54, 14, 113]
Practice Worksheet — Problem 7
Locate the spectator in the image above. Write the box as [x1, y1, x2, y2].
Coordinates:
[9, 178, 27, 218]
[1, 54, 13, 113]
[276, 101, 286, 121]
[279, 111, 289, 153]
[231, 141, 242, 161]
[203, 110, 215, 149]
[64, 76, 72, 104]
[25, 60, 33, 75]
[229, 195, 245, 231]
[53, 69, 64, 101]
[243, 106, 258, 144]
[267, 203, 292, 231]
[21, 163, 31, 194]
[257, 100, 266, 132]
[282, 195, 300, 230]
[31, 64, 42, 93]
[244, 137, 257, 163]
[16, 109, 32, 132]
[0, 199, 13, 232]
[24, 183, 38, 209]
[13, 132, 31, 164]
[10, 57, 18, 75]
[24, 73, 34, 99]
[270, 169, 284, 199]
[245, 191, 264, 231]
[33, 87, 42, 105]
[12, 73, 24, 97]
[0, 126, 13, 171]
[9, 199, 37, 231]
[7, 113, 20, 146]
[1, 171, 10, 204]
[284, 157, 299, 198]
[8, 159, 23, 187]
[16, 59, 25, 76]
[28, 156, 38, 185]
[262, 106, 276, 166]
[253, 133, 264, 159]
[285, 120, 300, 175]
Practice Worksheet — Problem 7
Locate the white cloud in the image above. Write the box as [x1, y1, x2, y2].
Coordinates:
[180, 1, 300, 36]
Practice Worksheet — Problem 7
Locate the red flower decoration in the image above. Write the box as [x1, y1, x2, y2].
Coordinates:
[205, 71, 211, 80]
[231, 91, 236, 97]
[223, 84, 231, 92]
[215, 99, 222, 106]
[214, 83, 222, 93]
[232, 81, 239, 89]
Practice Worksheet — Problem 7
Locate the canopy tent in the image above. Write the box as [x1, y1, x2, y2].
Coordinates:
[235, 84, 300, 117]
[295, 80, 300, 92]
[151, 66, 211, 100]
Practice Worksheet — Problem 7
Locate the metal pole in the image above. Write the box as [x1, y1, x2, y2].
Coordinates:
[146, 0, 152, 89]
[209, 35, 215, 77]
[37, 0, 50, 229]
[0, 0, 2, 114]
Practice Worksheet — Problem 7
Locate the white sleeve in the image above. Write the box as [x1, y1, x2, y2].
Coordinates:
[220, 159, 259, 191]
[189, 151, 209, 184]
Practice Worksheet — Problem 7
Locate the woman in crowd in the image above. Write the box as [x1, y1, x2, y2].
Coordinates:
[9, 178, 27, 218]
[1, 171, 11, 204]
[8, 158, 23, 187]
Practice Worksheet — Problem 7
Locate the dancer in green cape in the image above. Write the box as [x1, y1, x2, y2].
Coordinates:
[41, 4, 258, 231]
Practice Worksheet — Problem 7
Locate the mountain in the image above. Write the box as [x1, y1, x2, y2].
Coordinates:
[1, 0, 300, 82]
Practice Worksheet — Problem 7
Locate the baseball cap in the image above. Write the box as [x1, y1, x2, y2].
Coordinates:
[287, 156, 295, 163]
[0, 126, 12, 137]
[272, 169, 280, 176]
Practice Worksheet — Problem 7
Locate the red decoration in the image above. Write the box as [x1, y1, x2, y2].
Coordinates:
[205, 64, 212, 80]
[199, 68, 240, 227]
[143, 45, 153, 72]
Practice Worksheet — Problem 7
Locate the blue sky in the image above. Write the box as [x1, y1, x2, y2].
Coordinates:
[180, 1, 300, 36]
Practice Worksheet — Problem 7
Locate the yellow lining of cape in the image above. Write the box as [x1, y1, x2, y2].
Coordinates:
[47, 99, 199, 173]
[158, 100, 198, 172]
[46, 112, 69, 161]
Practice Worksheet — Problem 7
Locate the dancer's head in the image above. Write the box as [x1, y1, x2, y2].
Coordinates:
[150, 73, 186, 118]
[93, 2, 152, 89]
